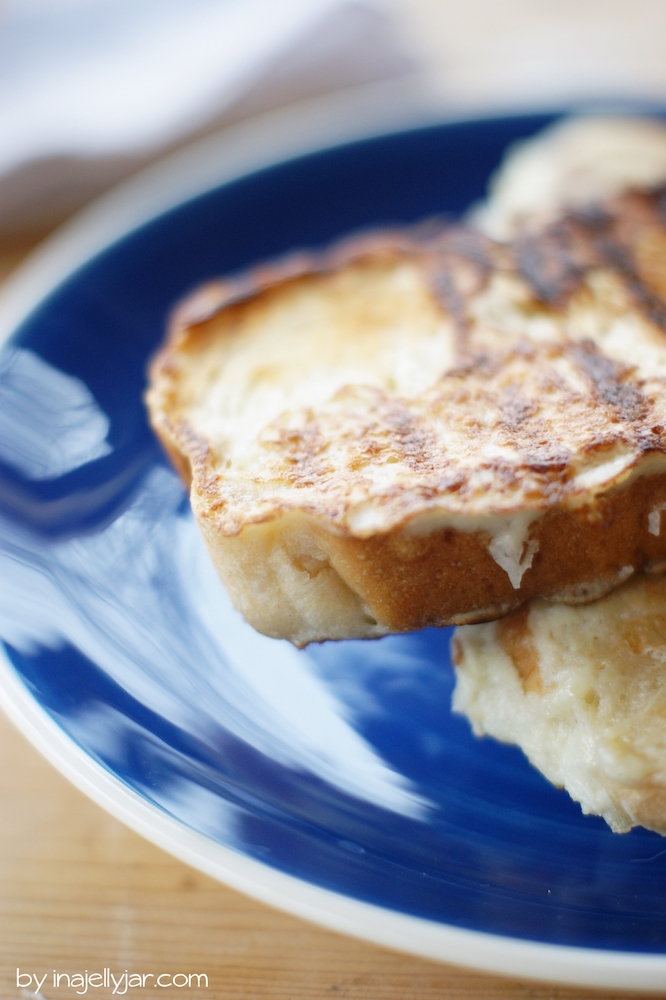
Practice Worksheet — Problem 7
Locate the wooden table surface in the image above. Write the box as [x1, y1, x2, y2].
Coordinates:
[0, 231, 656, 1000]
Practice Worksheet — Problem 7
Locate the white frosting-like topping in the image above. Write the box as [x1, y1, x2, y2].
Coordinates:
[572, 452, 636, 491]
[487, 520, 540, 589]
[404, 508, 541, 589]
[649, 504, 666, 536]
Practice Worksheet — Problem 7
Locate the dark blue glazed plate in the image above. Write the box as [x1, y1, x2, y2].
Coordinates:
[2, 102, 666, 990]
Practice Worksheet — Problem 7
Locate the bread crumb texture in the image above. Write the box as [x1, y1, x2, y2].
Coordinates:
[453, 573, 666, 834]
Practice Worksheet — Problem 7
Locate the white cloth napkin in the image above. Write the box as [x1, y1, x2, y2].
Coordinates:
[0, 0, 417, 232]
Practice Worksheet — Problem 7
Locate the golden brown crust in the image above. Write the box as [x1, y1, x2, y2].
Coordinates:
[292, 469, 666, 633]
[145, 196, 666, 643]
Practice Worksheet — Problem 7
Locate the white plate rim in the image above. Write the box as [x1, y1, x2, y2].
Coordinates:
[1, 87, 666, 991]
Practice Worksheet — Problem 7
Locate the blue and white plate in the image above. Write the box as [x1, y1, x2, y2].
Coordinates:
[2, 99, 666, 991]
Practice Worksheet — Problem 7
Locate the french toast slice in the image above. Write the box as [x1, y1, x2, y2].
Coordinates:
[452, 572, 666, 835]
[146, 193, 666, 646]
[474, 115, 666, 240]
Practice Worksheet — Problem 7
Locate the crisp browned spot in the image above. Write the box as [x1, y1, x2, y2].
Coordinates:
[450, 634, 463, 666]
[497, 605, 543, 694]
[515, 227, 587, 306]
[571, 340, 647, 421]
[509, 190, 666, 335]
